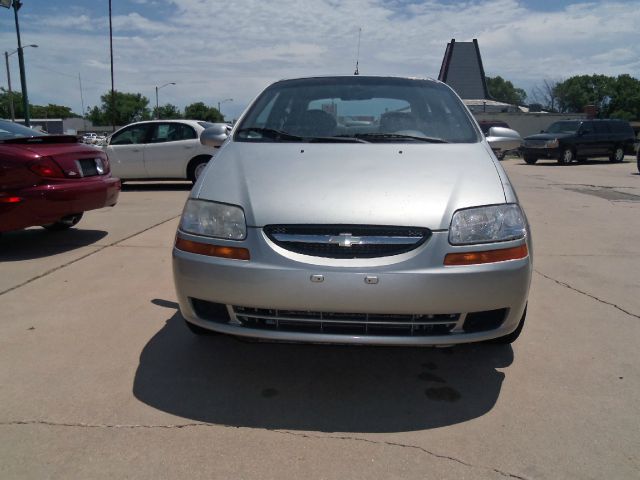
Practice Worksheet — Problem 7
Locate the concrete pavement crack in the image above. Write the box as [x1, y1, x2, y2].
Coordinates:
[0, 215, 180, 297]
[271, 430, 530, 480]
[0, 420, 211, 429]
[535, 269, 640, 319]
[1, 420, 529, 479]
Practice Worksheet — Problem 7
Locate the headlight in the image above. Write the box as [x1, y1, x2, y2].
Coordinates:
[179, 199, 246, 240]
[545, 139, 559, 148]
[449, 204, 526, 245]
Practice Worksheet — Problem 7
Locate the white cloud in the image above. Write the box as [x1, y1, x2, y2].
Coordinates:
[2, 0, 639, 118]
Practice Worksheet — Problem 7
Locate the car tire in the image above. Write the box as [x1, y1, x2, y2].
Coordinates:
[524, 155, 537, 165]
[609, 146, 624, 163]
[187, 155, 212, 183]
[185, 319, 218, 336]
[485, 306, 527, 344]
[43, 213, 84, 231]
[558, 147, 574, 164]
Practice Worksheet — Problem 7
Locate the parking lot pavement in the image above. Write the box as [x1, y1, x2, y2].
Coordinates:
[0, 182, 191, 294]
[1, 161, 639, 479]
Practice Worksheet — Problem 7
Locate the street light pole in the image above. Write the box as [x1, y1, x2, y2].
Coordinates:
[155, 82, 176, 119]
[4, 44, 36, 123]
[217, 98, 233, 121]
[11, 0, 31, 127]
[4, 51, 15, 121]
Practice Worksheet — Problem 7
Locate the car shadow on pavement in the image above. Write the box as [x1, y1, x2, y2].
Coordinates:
[120, 182, 193, 192]
[0, 229, 108, 261]
[133, 301, 513, 433]
[519, 159, 629, 167]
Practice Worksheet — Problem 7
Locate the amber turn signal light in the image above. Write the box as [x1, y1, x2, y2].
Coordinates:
[444, 244, 528, 266]
[175, 237, 250, 260]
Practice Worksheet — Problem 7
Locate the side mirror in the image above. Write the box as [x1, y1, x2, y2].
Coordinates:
[486, 127, 522, 154]
[540, 129, 545, 133]
[200, 124, 229, 147]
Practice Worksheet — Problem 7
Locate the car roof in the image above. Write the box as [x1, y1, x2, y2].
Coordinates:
[271, 75, 442, 85]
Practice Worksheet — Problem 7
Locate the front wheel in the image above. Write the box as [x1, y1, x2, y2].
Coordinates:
[609, 146, 624, 163]
[524, 155, 538, 165]
[43, 213, 84, 231]
[558, 147, 574, 164]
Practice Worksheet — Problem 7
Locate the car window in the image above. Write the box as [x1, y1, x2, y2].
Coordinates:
[236, 77, 479, 143]
[593, 122, 610, 134]
[546, 121, 581, 134]
[0, 120, 46, 140]
[150, 123, 197, 143]
[579, 121, 593, 134]
[111, 125, 149, 145]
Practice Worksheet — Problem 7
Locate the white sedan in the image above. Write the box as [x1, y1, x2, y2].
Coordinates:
[104, 120, 229, 182]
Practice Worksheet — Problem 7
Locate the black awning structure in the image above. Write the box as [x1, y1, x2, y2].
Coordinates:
[438, 39, 490, 100]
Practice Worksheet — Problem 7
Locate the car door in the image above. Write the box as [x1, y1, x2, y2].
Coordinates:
[143, 122, 198, 178]
[106, 124, 151, 179]
[575, 121, 597, 157]
[592, 121, 612, 156]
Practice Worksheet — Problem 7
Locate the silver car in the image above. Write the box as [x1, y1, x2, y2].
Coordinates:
[173, 76, 532, 346]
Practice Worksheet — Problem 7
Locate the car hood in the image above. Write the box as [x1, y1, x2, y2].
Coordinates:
[524, 132, 573, 141]
[195, 142, 506, 230]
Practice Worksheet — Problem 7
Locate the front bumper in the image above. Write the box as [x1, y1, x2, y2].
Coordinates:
[173, 229, 532, 346]
[521, 146, 561, 159]
[0, 176, 120, 232]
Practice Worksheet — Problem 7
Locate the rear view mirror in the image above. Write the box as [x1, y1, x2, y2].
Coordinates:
[486, 127, 522, 153]
[200, 124, 229, 147]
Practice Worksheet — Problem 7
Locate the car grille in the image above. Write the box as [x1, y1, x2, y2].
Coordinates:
[523, 139, 548, 148]
[233, 306, 459, 336]
[263, 224, 431, 259]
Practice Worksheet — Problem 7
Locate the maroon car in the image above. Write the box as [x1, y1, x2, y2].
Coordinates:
[0, 120, 120, 233]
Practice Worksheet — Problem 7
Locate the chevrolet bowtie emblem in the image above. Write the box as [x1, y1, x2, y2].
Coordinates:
[328, 233, 361, 247]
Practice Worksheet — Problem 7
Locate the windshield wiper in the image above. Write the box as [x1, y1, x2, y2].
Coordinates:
[351, 133, 449, 143]
[236, 127, 302, 142]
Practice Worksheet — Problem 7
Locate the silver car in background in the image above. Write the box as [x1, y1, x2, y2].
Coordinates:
[173, 76, 532, 346]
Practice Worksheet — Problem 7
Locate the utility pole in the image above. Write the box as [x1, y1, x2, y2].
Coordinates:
[4, 51, 15, 121]
[79, 73, 87, 132]
[108, 0, 115, 132]
[12, 0, 30, 126]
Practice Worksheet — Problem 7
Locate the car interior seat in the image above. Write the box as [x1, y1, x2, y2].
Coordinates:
[285, 109, 337, 137]
[379, 111, 418, 133]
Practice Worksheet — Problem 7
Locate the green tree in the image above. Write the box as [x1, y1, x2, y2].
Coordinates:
[184, 102, 223, 122]
[153, 103, 183, 120]
[0, 87, 23, 118]
[87, 105, 105, 126]
[554, 74, 613, 114]
[30, 103, 78, 119]
[486, 76, 527, 105]
[605, 74, 640, 120]
[90, 90, 151, 126]
[1, 88, 79, 120]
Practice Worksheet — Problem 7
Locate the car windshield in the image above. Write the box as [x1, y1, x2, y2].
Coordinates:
[235, 77, 479, 143]
[546, 121, 581, 134]
[0, 120, 47, 140]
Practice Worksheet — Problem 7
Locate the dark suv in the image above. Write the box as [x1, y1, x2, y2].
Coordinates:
[521, 119, 635, 165]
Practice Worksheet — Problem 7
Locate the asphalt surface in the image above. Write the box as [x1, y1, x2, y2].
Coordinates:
[1, 158, 639, 479]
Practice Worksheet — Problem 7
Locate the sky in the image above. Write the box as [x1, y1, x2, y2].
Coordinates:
[1, 0, 639, 120]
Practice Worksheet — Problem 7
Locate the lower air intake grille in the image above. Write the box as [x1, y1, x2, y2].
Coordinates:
[233, 306, 458, 336]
